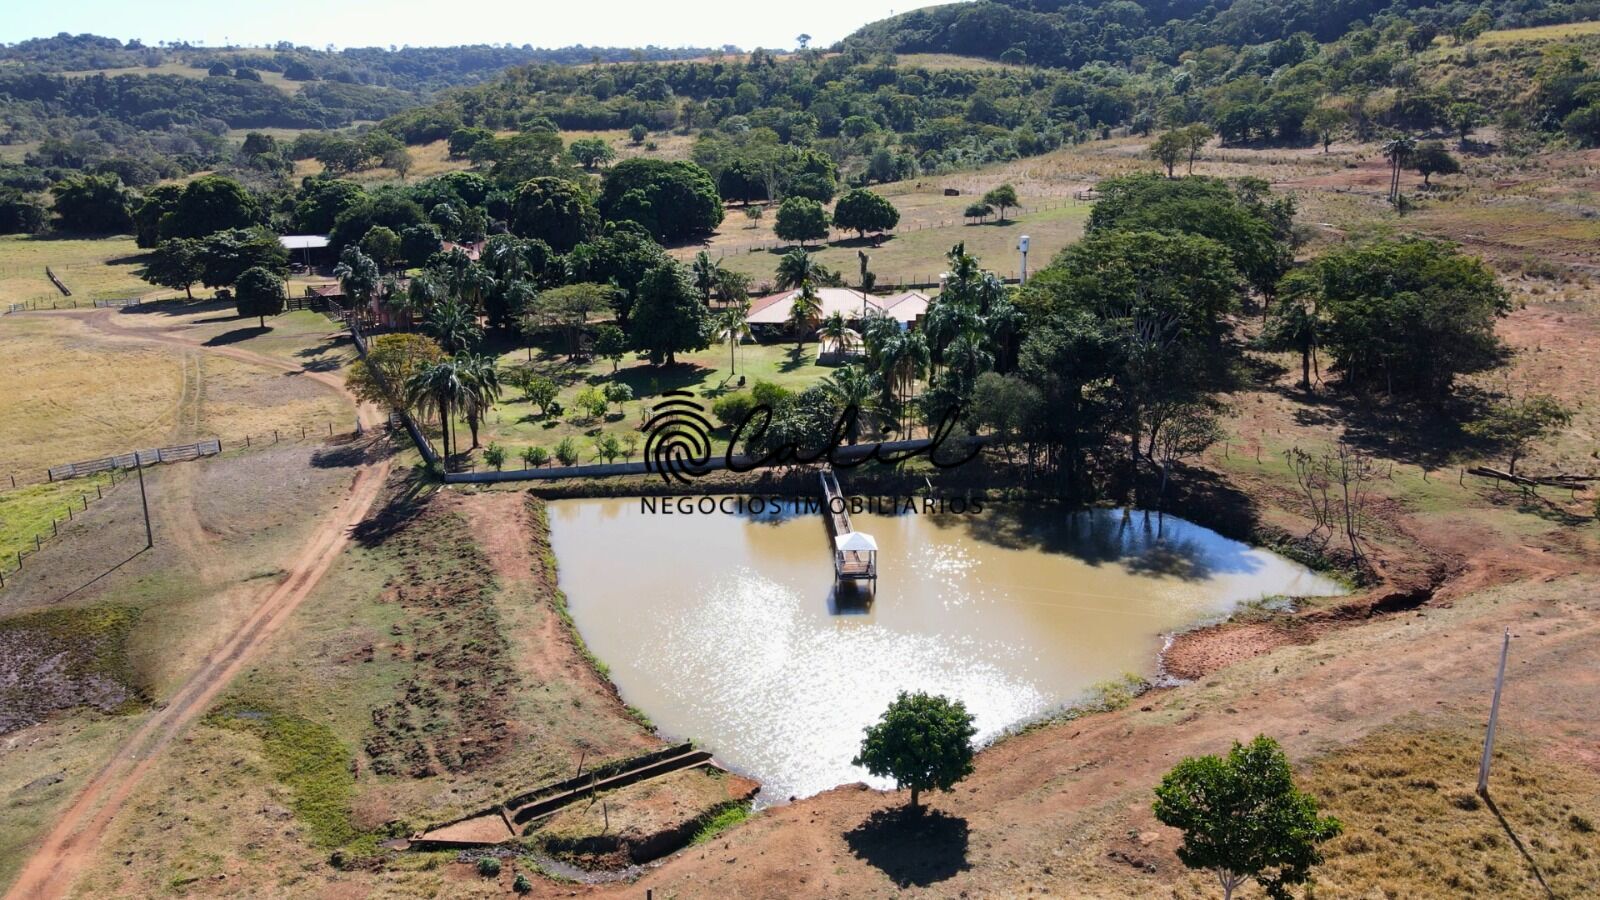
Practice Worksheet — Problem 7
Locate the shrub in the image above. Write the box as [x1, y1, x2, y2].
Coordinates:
[750, 379, 792, 409]
[555, 436, 581, 466]
[483, 443, 506, 470]
[712, 391, 757, 427]
[574, 386, 609, 420]
[476, 857, 501, 877]
[521, 446, 549, 468]
[512, 872, 533, 893]
[603, 382, 635, 405]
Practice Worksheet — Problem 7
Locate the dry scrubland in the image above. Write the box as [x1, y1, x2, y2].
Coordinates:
[3, 112, 1600, 899]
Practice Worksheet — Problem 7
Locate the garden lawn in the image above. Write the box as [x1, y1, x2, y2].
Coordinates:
[467, 339, 829, 466]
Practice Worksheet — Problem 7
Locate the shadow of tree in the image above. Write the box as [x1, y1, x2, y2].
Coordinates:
[350, 469, 436, 548]
[843, 807, 971, 888]
[203, 326, 270, 346]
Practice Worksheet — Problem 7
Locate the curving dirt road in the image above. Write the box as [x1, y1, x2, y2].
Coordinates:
[4, 308, 391, 900]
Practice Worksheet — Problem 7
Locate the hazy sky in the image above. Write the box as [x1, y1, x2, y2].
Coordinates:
[1, 1, 950, 50]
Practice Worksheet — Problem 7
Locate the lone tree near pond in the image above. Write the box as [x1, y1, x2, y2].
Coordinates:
[853, 691, 977, 810]
[1153, 735, 1342, 900]
[234, 266, 285, 328]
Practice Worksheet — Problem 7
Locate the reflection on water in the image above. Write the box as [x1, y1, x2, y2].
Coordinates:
[547, 500, 1344, 803]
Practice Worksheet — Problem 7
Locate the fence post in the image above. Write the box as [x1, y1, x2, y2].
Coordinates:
[1477, 628, 1512, 796]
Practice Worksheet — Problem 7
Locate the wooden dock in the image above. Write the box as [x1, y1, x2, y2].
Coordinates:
[820, 467, 877, 583]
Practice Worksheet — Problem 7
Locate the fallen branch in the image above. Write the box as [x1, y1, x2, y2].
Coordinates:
[1467, 466, 1599, 489]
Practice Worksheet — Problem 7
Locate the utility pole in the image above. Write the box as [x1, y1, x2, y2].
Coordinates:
[1477, 628, 1511, 796]
[135, 458, 153, 549]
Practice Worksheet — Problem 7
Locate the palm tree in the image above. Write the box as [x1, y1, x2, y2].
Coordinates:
[818, 310, 858, 359]
[1382, 136, 1416, 204]
[456, 353, 503, 450]
[691, 251, 721, 305]
[406, 358, 468, 460]
[823, 365, 884, 443]
[776, 248, 822, 291]
[788, 282, 823, 350]
[878, 329, 930, 433]
[333, 246, 379, 324]
[715, 268, 751, 306]
[426, 297, 482, 354]
[717, 301, 752, 377]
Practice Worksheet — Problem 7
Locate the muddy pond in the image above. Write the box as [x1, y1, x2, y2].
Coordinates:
[548, 498, 1344, 803]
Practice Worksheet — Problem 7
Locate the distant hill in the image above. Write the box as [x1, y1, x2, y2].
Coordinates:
[841, 0, 1600, 68]
[0, 34, 730, 93]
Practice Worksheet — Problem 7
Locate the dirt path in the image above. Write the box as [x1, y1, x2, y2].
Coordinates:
[3, 310, 390, 900]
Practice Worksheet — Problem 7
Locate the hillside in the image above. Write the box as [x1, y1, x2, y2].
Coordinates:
[842, 0, 1600, 68]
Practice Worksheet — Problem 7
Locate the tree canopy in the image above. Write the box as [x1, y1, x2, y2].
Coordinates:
[1153, 735, 1342, 900]
[598, 158, 723, 244]
[852, 691, 977, 809]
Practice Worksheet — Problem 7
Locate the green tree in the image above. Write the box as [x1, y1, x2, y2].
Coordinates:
[788, 283, 823, 349]
[1182, 124, 1215, 174]
[1464, 393, 1573, 475]
[598, 158, 723, 243]
[981, 184, 1019, 221]
[523, 375, 560, 416]
[234, 266, 286, 328]
[1411, 142, 1460, 186]
[407, 357, 467, 459]
[594, 324, 628, 372]
[1153, 735, 1342, 900]
[360, 225, 403, 270]
[142, 238, 203, 300]
[852, 691, 977, 809]
[483, 443, 507, 470]
[1304, 106, 1347, 153]
[775, 248, 830, 290]
[163, 175, 259, 239]
[628, 124, 649, 145]
[345, 333, 445, 409]
[593, 432, 623, 463]
[1286, 237, 1508, 396]
[831, 189, 900, 239]
[520, 445, 550, 468]
[49, 172, 132, 233]
[456, 353, 503, 449]
[510, 176, 600, 252]
[334, 245, 381, 311]
[1148, 130, 1187, 178]
[555, 435, 581, 466]
[773, 196, 830, 246]
[1085, 173, 1291, 298]
[1445, 102, 1481, 148]
[293, 179, 366, 234]
[196, 228, 288, 289]
[569, 136, 616, 170]
[425, 297, 482, 354]
[523, 282, 612, 360]
[630, 262, 711, 365]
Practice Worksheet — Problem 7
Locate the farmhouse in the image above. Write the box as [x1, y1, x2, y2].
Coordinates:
[745, 287, 930, 340]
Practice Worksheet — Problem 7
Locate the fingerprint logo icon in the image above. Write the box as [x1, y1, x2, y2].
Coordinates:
[643, 390, 713, 484]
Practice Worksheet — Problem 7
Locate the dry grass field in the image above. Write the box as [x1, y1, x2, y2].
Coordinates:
[0, 311, 350, 480]
[0, 236, 150, 306]
[1475, 20, 1600, 44]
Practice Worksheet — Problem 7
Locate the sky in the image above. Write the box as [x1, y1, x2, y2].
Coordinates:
[0, 0, 951, 51]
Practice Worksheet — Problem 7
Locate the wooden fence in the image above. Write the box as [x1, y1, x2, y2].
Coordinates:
[2, 297, 143, 313]
[47, 438, 222, 482]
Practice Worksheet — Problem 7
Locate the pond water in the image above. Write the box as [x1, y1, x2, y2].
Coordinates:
[547, 498, 1344, 803]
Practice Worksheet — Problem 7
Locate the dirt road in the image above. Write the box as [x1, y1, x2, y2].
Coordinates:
[3, 309, 391, 900]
